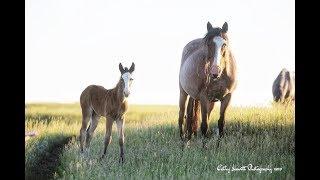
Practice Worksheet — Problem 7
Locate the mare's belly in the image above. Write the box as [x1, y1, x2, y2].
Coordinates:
[179, 57, 206, 99]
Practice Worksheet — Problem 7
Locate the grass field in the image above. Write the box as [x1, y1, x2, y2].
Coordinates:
[25, 103, 294, 179]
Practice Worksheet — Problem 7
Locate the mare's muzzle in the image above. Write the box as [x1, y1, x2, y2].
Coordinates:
[210, 65, 221, 79]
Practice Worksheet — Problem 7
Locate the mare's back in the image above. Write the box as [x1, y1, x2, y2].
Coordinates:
[180, 38, 203, 66]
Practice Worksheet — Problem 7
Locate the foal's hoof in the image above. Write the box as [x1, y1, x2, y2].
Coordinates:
[119, 156, 125, 164]
[99, 154, 106, 161]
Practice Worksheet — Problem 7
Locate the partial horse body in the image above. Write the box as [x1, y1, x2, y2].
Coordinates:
[272, 68, 295, 103]
[178, 21, 237, 141]
[79, 62, 135, 163]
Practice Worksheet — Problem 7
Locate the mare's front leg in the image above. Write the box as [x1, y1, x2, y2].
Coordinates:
[100, 118, 113, 159]
[200, 98, 210, 148]
[218, 93, 232, 138]
[200, 102, 209, 138]
[116, 118, 125, 164]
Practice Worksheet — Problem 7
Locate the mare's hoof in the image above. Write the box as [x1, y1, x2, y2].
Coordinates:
[180, 135, 186, 142]
[202, 143, 208, 149]
[202, 138, 209, 149]
[99, 154, 106, 161]
[186, 140, 191, 148]
[219, 133, 225, 139]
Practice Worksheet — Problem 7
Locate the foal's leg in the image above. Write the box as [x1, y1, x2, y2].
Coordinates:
[178, 87, 188, 141]
[80, 108, 91, 152]
[116, 118, 125, 164]
[85, 112, 100, 148]
[218, 93, 232, 138]
[101, 118, 113, 159]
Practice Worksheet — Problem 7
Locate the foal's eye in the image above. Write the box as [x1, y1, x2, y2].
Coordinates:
[130, 78, 134, 81]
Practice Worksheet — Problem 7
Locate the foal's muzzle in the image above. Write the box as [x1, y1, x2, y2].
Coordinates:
[124, 92, 130, 97]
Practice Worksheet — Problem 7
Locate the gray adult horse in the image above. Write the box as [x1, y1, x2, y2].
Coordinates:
[272, 68, 295, 103]
[178, 21, 237, 142]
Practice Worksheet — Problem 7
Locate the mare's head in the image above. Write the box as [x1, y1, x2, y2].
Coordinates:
[204, 21, 230, 79]
[119, 62, 135, 98]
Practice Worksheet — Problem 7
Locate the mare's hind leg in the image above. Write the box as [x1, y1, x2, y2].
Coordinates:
[186, 97, 195, 141]
[192, 100, 201, 136]
[178, 86, 188, 141]
[85, 112, 100, 148]
[80, 107, 92, 152]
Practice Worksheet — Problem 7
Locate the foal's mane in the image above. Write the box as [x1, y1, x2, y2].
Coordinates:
[104, 76, 124, 101]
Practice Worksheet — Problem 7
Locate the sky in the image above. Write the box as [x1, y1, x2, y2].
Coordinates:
[25, 0, 295, 106]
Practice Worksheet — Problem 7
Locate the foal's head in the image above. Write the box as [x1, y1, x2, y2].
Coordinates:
[204, 21, 230, 79]
[119, 62, 135, 98]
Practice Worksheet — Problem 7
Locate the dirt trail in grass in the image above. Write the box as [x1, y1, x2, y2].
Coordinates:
[26, 136, 74, 180]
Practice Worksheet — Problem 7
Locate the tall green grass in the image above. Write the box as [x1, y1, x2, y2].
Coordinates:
[25, 103, 294, 179]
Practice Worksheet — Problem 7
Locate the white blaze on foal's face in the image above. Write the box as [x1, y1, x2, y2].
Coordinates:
[122, 72, 133, 97]
[212, 36, 226, 69]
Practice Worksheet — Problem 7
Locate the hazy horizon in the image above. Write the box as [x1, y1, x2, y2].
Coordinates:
[25, 0, 294, 107]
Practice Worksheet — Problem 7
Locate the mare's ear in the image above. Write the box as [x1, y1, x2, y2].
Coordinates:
[207, 21, 214, 32]
[119, 63, 125, 74]
[129, 62, 135, 73]
[222, 22, 228, 33]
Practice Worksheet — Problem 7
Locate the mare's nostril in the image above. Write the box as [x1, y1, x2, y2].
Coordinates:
[212, 74, 218, 79]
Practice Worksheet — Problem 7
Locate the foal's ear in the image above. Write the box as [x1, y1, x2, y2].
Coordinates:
[119, 63, 125, 74]
[207, 21, 214, 32]
[129, 62, 135, 73]
[222, 22, 228, 33]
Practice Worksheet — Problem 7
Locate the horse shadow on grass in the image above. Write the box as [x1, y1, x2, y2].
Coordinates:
[25, 133, 76, 180]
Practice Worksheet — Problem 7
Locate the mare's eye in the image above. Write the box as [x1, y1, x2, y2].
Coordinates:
[130, 78, 134, 81]
[222, 44, 227, 57]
